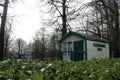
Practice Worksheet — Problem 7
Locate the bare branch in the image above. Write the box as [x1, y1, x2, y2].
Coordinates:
[50, 1, 63, 16]
[0, 4, 4, 6]
[99, 0, 112, 10]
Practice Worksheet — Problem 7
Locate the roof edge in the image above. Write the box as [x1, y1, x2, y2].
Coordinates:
[59, 31, 110, 43]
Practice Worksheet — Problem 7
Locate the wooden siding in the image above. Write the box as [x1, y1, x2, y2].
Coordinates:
[87, 40, 109, 60]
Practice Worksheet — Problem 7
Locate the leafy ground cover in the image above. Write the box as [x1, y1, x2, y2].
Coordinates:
[0, 58, 120, 80]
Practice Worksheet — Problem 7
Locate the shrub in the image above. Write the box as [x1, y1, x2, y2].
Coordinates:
[0, 58, 120, 80]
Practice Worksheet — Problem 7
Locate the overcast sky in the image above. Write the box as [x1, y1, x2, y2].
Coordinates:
[9, 0, 91, 43]
[10, 0, 41, 43]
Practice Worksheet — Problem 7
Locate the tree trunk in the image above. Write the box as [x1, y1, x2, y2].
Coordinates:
[18, 41, 21, 59]
[113, 0, 120, 57]
[61, 0, 67, 36]
[4, 38, 8, 59]
[0, 0, 9, 60]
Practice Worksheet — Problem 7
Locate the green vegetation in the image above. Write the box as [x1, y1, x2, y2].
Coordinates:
[0, 58, 120, 80]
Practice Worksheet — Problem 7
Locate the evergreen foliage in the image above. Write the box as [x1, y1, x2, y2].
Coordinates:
[0, 58, 120, 80]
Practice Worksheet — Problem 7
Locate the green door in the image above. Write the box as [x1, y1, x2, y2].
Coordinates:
[73, 41, 84, 61]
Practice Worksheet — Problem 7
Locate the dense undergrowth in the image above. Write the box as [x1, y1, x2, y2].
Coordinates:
[0, 58, 120, 80]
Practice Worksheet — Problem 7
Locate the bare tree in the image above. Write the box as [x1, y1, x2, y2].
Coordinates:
[32, 27, 48, 60]
[84, 0, 120, 57]
[0, 0, 9, 60]
[48, 30, 59, 59]
[0, 0, 20, 60]
[32, 39, 41, 59]
[40, 0, 89, 36]
[12, 38, 26, 59]
[4, 18, 13, 59]
[0, 16, 14, 59]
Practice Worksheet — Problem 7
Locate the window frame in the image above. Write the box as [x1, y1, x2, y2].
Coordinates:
[62, 42, 73, 57]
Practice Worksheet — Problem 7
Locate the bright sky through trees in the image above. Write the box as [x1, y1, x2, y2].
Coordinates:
[11, 0, 91, 43]
[11, 0, 41, 43]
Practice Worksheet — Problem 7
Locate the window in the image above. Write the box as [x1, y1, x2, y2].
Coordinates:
[68, 42, 72, 51]
[62, 42, 72, 57]
[62, 42, 67, 51]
